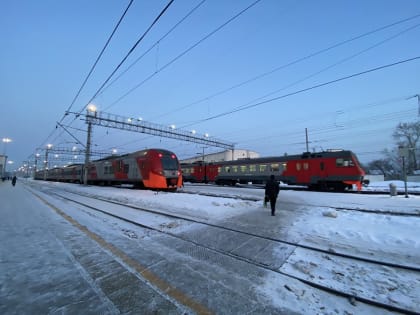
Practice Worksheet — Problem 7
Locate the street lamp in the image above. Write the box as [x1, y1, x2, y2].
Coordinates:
[2, 137, 12, 155]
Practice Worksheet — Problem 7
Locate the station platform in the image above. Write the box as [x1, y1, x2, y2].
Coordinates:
[0, 181, 193, 314]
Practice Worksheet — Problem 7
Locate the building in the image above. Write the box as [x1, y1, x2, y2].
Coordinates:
[0, 155, 7, 179]
[181, 149, 259, 164]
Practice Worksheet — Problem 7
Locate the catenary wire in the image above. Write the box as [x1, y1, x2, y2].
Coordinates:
[76, 0, 176, 116]
[97, 0, 207, 98]
[179, 56, 420, 128]
[151, 12, 420, 120]
[36, 0, 135, 151]
[104, 0, 263, 111]
[35, 0, 175, 156]
[59, 0, 135, 124]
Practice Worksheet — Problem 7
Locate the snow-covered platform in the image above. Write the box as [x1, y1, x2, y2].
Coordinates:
[1, 179, 419, 314]
[0, 181, 187, 314]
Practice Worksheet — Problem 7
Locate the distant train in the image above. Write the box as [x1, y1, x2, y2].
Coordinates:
[34, 148, 183, 191]
[181, 150, 366, 191]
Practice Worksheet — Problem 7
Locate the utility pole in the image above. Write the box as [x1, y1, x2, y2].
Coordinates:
[407, 94, 420, 116]
[305, 128, 309, 153]
[84, 105, 96, 185]
[43, 144, 52, 180]
[399, 146, 409, 198]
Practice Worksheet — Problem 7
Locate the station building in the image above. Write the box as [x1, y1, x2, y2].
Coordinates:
[180, 149, 259, 164]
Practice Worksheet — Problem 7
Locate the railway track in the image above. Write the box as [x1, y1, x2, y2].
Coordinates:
[179, 189, 420, 217]
[186, 182, 420, 196]
[28, 184, 420, 315]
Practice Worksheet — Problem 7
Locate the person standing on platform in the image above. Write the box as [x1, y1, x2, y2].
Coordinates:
[265, 175, 279, 216]
[11, 175, 17, 186]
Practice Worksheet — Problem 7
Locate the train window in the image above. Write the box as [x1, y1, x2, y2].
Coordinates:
[259, 164, 267, 172]
[161, 155, 179, 170]
[124, 164, 129, 174]
[271, 163, 279, 172]
[249, 165, 256, 172]
[225, 166, 230, 173]
[240, 165, 247, 172]
[232, 166, 238, 173]
[303, 162, 309, 170]
[336, 158, 354, 167]
[296, 163, 301, 171]
[282, 163, 287, 171]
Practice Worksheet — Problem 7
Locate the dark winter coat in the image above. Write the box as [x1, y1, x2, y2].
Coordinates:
[265, 177, 279, 199]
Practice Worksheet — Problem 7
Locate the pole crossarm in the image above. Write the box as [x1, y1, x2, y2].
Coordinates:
[78, 110, 235, 150]
[35, 147, 118, 158]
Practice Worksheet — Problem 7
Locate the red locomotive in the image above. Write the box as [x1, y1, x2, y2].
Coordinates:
[35, 148, 183, 191]
[181, 150, 366, 191]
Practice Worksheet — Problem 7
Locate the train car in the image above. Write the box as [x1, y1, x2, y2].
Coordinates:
[181, 161, 219, 183]
[35, 164, 83, 183]
[86, 148, 182, 190]
[61, 164, 83, 183]
[181, 150, 365, 191]
[34, 148, 183, 191]
[34, 169, 44, 180]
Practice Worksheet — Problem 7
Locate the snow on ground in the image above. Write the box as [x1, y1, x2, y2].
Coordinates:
[24, 179, 420, 313]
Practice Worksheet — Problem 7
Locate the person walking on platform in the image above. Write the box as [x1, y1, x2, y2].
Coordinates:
[265, 175, 279, 216]
[11, 176, 17, 186]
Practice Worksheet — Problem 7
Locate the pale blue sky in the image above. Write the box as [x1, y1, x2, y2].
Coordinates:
[1, 0, 419, 170]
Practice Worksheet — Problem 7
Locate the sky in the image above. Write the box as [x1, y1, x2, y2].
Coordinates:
[18, 179, 420, 313]
[1, 0, 420, 171]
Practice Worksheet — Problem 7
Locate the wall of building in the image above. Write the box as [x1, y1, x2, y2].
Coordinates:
[180, 149, 260, 163]
[0, 155, 7, 178]
[364, 174, 385, 182]
[407, 175, 420, 182]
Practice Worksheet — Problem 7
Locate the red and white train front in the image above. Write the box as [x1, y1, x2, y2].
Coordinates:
[136, 149, 182, 190]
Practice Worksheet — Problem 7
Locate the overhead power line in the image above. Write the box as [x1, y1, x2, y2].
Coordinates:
[182, 56, 420, 127]
[36, 0, 135, 154]
[59, 0, 135, 124]
[104, 0, 263, 111]
[78, 0, 176, 115]
[40, 0, 176, 160]
[98, 0, 207, 97]
[153, 12, 420, 120]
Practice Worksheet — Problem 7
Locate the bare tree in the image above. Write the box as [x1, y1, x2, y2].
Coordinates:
[392, 121, 420, 174]
[366, 158, 395, 178]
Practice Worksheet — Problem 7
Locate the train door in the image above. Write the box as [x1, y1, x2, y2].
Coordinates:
[295, 160, 311, 184]
[319, 161, 326, 178]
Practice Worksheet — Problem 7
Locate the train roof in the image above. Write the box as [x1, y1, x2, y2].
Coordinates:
[181, 150, 356, 166]
[91, 148, 177, 162]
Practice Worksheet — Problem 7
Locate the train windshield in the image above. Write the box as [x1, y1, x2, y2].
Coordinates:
[161, 154, 179, 170]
